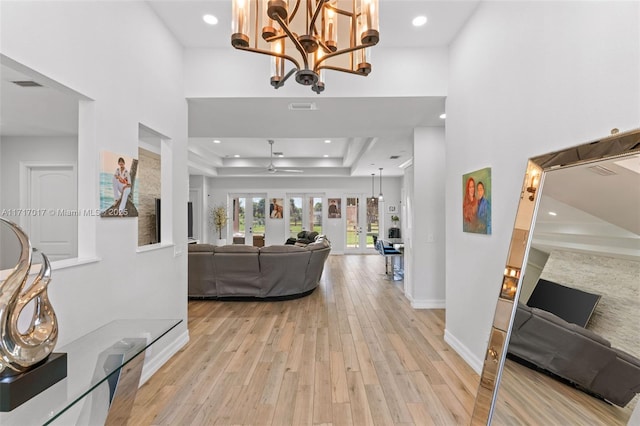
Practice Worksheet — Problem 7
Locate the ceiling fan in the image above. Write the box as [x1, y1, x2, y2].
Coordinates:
[262, 140, 303, 174]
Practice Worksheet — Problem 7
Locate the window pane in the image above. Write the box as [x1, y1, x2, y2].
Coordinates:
[312, 197, 322, 233]
[289, 197, 302, 237]
[366, 197, 379, 248]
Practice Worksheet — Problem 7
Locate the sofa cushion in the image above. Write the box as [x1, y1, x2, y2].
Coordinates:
[307, 231, 319, 241]
[213, 245, 261, 296]
[306, 238, 331, 251]
[260, 245, 307, 253]
[188, 243, 216, 252]
[214, 245, 259, 253]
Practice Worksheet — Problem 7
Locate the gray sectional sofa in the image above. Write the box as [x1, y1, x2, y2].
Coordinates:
[509, 303, 640, 407]
[188, 236, 331, 300]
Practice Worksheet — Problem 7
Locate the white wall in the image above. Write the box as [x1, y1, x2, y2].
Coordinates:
[406, 127, 446, 308]
[184, 47, 448, 98]
[444, 1, 640, 372]
[1, 0, 189, 377]
[195, 175, 402, 252]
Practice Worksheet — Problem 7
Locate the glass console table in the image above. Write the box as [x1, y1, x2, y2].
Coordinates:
[0, 318, 181, 426]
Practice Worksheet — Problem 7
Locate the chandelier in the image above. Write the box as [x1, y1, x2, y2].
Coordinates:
[231, 0, 380, 94]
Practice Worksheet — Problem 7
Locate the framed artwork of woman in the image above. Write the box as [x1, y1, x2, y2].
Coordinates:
[462, 167, 491, 234]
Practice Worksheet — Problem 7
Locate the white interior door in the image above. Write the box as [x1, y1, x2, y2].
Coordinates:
[27, 166, 77, 261]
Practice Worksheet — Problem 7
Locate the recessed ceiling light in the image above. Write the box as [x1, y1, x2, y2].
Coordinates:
[213, 139, 221, 144]
[324, 139, 331, 143]
[412, 16, 428, 27]
[203, 14, 218, 25]
[278, 154, 284, 158]
[439, 113, 446, 119]
[234, 154, 240, 158]
[323, 154, 329, 158]
[548, 211, 557, 216]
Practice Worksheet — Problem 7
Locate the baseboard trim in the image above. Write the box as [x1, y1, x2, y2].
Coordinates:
[444, 329, 483, 374]
[407, 296, 445, 309]
[140, 329, 190, 385]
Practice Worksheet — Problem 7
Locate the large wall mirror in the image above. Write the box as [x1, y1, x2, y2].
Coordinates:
[1, 55, 80, 269]
[472, 128, 640, 425]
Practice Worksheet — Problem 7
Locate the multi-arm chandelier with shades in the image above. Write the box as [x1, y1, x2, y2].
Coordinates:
[231, 0, 380, 93]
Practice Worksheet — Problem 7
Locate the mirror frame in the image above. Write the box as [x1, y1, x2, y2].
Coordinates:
[471, 127, 640, 424]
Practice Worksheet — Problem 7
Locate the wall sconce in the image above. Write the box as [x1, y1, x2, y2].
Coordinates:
[526, 171, 539, 201]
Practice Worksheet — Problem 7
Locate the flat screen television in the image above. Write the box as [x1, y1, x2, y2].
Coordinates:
[155, 198, 161, 243]
[154, 199, 194, 243]
[187, 201, 193, 239]
[526, 278, 601, 327]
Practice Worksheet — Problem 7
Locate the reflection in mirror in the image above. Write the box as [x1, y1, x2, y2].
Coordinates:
[494, 151, 640, 424]
[0, 57, 79, 268]
[472, 129, 640, 425]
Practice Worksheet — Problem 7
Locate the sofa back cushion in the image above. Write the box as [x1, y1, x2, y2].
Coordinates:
[260, 245, 312, 296]
[213, 245, 261, 296]
[188, 247, 217, 297]
[188, 243, 216, 253]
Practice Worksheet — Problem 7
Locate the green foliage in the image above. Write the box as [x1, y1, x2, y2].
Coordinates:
[211, 205, 228, 239]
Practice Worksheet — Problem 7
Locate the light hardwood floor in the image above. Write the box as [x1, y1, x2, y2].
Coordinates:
[492, 358, 635, 425]
[129, 254, 479, 425]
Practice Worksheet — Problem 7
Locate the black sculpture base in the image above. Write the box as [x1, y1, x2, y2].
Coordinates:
[0, 353, 67, 412]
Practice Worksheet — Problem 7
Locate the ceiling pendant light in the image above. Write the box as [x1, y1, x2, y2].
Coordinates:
[371, 173, 375, 198]
[378, 167, 384, 201]
[231, 0, 380, 94]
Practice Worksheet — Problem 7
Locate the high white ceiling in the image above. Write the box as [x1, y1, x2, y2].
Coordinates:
[1, 1, 638, 260]
[533, 153, 640, 260]
[145, 0, 480, 177]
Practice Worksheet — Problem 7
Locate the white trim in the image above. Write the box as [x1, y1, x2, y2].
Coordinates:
[136, 242, 175, 253]
[0, 256, 101, 281]
[139, 329, 190, 386]
[444, 329, 483, 374]
[406, 295, 445, 309]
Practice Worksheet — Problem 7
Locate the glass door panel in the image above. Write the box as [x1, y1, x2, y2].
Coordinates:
[366, 197, 379, 248]
[252, 197, 266, 246]
[345, 196, 360, 250]
[288, 196, 303, 238]
[288, 194, 323, 238]
[309, 196, 323, 233]
[231, 194, 266, 246]
[346, 195, 377, 253]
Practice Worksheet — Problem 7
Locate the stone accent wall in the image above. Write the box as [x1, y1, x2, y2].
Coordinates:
[137, 148, 160, 246]
[540, 250, 640, 357]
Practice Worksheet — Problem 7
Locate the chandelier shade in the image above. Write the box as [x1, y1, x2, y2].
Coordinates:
[231, 0, 380, 94]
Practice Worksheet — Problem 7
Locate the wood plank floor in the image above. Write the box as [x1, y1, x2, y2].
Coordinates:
[492, 358, 635, 425]
[129, 255, 479, 425]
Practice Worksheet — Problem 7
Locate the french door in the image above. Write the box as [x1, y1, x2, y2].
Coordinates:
[344, 195, 379, 253]
[287, 194, 323, 238]
[230, 194, 266, 245]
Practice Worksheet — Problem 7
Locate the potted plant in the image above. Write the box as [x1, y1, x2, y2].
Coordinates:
[391, 215, 400, 227]
[211, 204, 228, 245]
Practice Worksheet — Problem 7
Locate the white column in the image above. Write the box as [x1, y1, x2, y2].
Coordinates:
[404, 127, 446, 308]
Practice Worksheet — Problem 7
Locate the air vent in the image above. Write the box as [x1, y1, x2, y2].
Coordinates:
[12, 80, 43, 87]
[273, 152, 283, 156]
[587, 165, 617, 176]
[288, 102, 317, 111]
[389, 155, 400, 159]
